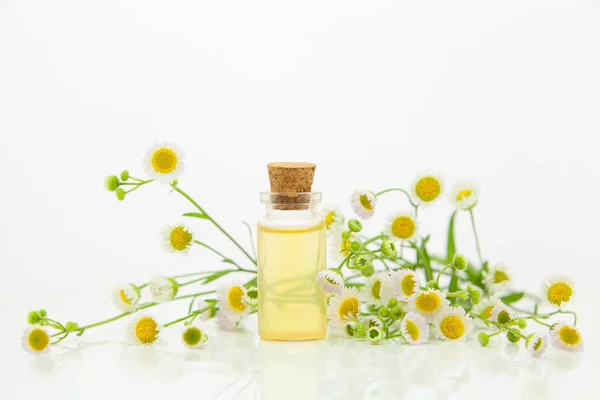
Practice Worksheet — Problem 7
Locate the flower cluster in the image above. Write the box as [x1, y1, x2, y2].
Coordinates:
[318, 174, 583, 356]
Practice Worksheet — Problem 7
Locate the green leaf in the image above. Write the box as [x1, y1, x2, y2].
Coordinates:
[183, 212, 208, 219]
[465, 264, 483, 288]
[501, 292, 524, 305]
[446, 211, 457, 264]
[202, 270, 233, 284]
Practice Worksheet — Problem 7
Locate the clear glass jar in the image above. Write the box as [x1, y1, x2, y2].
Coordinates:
[257, 192, 327, 341]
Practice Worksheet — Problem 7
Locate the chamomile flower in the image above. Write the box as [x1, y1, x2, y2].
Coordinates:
[162, 224, 194, 254]
[407, 289, 449, 322]
[243, 286, 259, 307]
[143, 142, 186, 184]
[410, 173, 444, 207]
[317, 269, 345, 296]
[149, 275, 179, 303]
[384, 212, 418, 242]
[448, 180, 479, 210]
[217, 281, 250, 322]
[526, 335, 549, 357]
[127, 314, 161, 345]
[368, 326, 385, 343]
[541, 275, 575, 308]
[362, 273, 392, 305]
[401, 312, 429, 345]
[489, 305, 512, 324]
[362, 315, 384, 329]
[181, 324, 208, 349]
[111, 283, 141, 312]
[483, 265, 512, 293]
[320, 204, 345, 235]
[551, 323, 583, 352]
[327, 287, 361, 328]
[436, 307, 474, 342]
[329, 235, 354, 262]
[470, 297, 502, 321]
[21, 325, 51, 355]
[390, 269, 420, 301]
[350, 190, 377, 219]
[216, 313, 237, 332]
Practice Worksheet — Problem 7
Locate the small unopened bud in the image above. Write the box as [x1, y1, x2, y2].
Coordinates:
[115, 188, 126, 201]
[27, 311, 41, 325]
[361, 264, 375, 277]
[389, 305, 404, 320]
[378, 307, 390, 318]
[517, 318, 527, 329]
[65, 321, 79, 332]
[350, 241, 361, 252]
[353, 255, 370, 270]
[348, 219, 362, 233]
[470, 290, 481, 304]
[478, 332, 490, 347]
[341, 231, 351, 240]
[453, 254, 468, 270]
[506, 331, 521, 343]
[380, 240, 397, 258]
[120, 170, 129, 181]
[104, 175, 119, 192]
[388, 298, 398, 308]
[354, 323, 367, 339]
[38, 309, 48, 318]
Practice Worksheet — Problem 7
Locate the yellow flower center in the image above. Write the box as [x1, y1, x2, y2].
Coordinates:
[480, 306, 493, 320]
[119, 289, 131, 305]
[415, 177, 441, 202]
[415, 292, 441, 313]
[338, 297, 359, 321]
[401, 275, 416, 296]
[182, 326, 203, 346]
[341, 239, 352, 257]
[135, 317, 159, 344]
[169, 227, 192, 251]
[455, 189, 472, 201]
[494, 271, 509, 284]
[371, 281, 381, 300]
[439, 316, 465, 340]
[324, 211, 335, 229]
[404, 320, 420, 341]
[28, 328, 50, 352]
[547, 283, 572, 306]
[227, 286, 246, 312]
[391, 216, 416, 239]
[151, 148, 178, 174]
[558, 326, 580, 346]
[359, 194, 373, 210]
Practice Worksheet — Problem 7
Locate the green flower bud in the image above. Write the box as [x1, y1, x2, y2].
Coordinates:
[388, 298, 398, 308]
[517, 318, 527, 329]
[378, 307, 390, 318]
[453, 254, 468, 270]
[380, 239, 397, 258]
[506, 331, 521, 343]
[115, 187, 126, 201]
[354, 322, 367, 339]
[368, 326, 385, 343]
[497, 310, 512, 325]
[350, 241, 361, 252]
[104, 175, 120, 192]
[27, 311, 41, 325]
[65, 321, 79, 332]
[478, 332, 490, 347]
[341, 231, 351, 240]
[353, 255, 370, 270]
[348, 219, 362, 233]
[389, 305, 404, 320]
[171, 180, 178, 186]
[120, 170, 129, 181]
[361, 264, 375, 277]
[470, 290, 481, 305]
[38, 309, 48, 318]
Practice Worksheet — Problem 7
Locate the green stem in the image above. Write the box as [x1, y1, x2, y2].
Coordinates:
[469, 209, 484, 265]
[194, 240, 255, 272]
[532, 318, 553, 328]
[414, 242, 433, 282]
[173, 185, 257, 265]
[336, 254, 353, 272]
[435, 263, 454, 289]
[480, 318, 527, 339]
[163, 306, 210, 328]
[375, 188, 417, 208]
[362, 234, 386, 247]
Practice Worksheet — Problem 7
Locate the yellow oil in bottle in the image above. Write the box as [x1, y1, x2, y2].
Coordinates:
[257, 221, 327, 341]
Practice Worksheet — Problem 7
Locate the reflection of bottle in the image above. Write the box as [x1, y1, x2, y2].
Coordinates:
[258, 162, 327, 341]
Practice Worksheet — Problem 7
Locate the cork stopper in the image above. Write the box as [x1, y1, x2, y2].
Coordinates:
[267, 162, 316, 210]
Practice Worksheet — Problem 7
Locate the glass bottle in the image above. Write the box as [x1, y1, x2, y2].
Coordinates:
[257, 192, 327, 341]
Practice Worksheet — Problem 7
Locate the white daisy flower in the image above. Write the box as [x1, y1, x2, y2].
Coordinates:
[526, 335, 549, 357]
[317, 269, 345, 296]
[470, 297, 502, 321]
[327, 287, 361, 328]
[384, 212, 418, 242]
[551, 323, 583, 352]
[410, 173, 444, 207]
[320, 204, 345, 235]
[350, 189, 377, 219]
[149, 275, 179, 303]
[112, 283, 141, 312]
[401, 312, 430, 345]
[367, 326, 385, 343]
[448, 180, 479, 210]
[243, 286, 259, 307]
[181, 324, 209, 349]
[217, 281, 250, 322]
[362, 273, 392, 305]
[390, 269, 420, 301]
[483, 265, 512, 293]
[407, 289, 449, 322]
[127, 314, 161, 345]
[143, 142, 186, 184]
[162, 223, 194, 254]
[329, 235, 355, 262]
[489, 305, 512, 324]
[435, 307, 474, 342]
[362, 315, 384, 329]
[216, 312, 237, 332]
[541, 275, 575, 308]
[21, 325, 51, 355]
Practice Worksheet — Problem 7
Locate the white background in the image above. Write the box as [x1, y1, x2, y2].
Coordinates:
[1, 1, 599, 399]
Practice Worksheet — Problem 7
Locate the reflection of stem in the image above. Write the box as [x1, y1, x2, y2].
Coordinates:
[469, 209, 484, 265]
